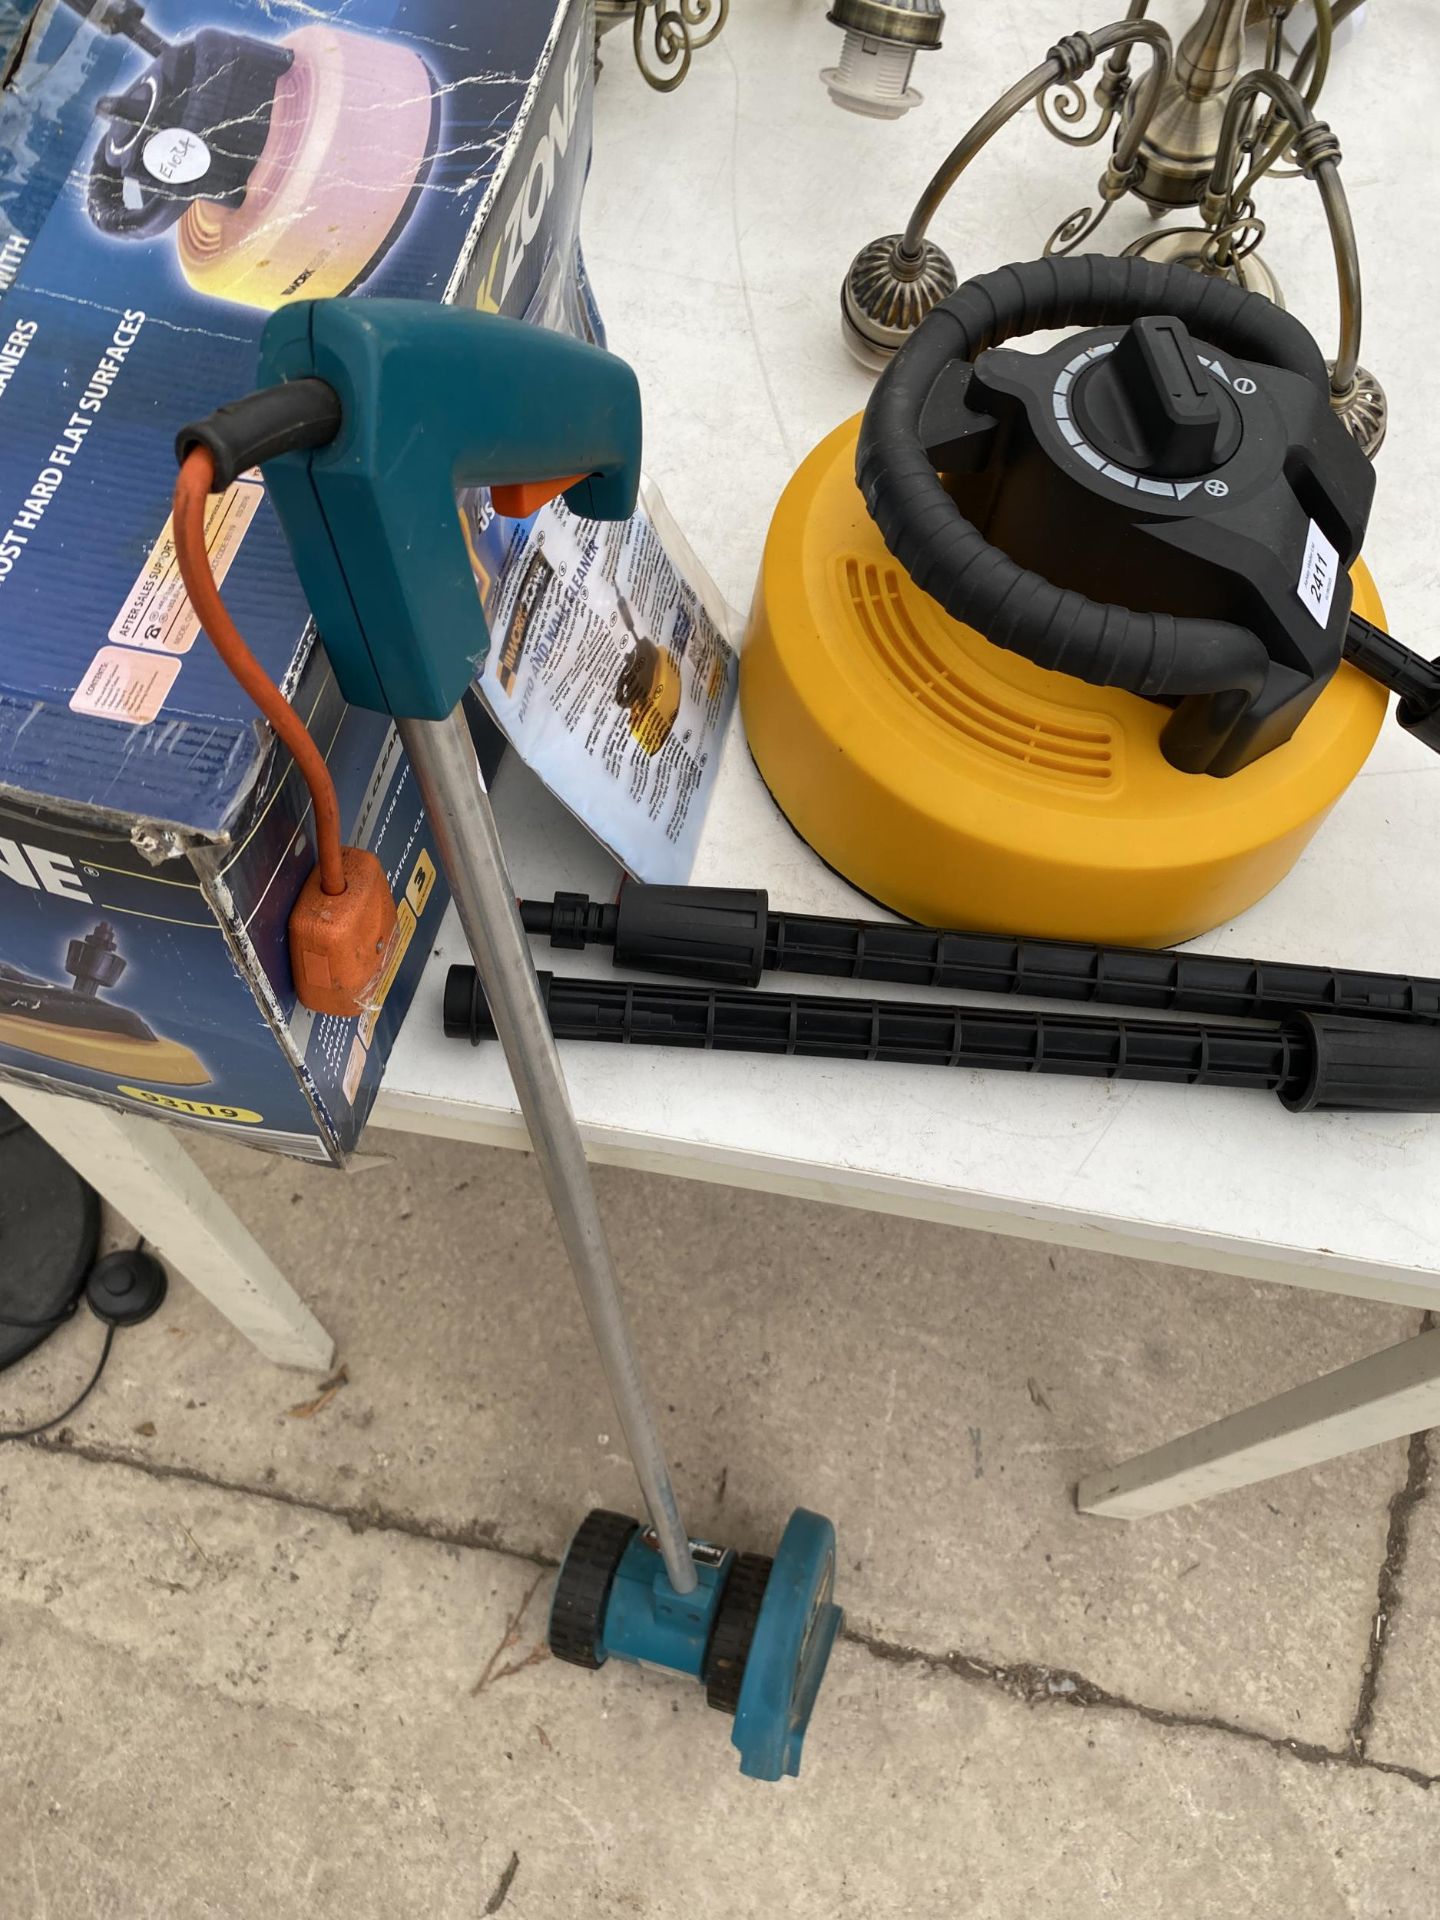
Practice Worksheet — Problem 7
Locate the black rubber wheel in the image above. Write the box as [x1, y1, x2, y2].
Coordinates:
[548, 1509, 639, 1670]
[703, 1550, 774, 1715]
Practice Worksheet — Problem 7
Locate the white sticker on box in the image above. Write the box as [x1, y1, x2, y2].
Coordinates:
[143, 128, 212, 186]
[342, 1031, 368, 1106]
[1297, 518, 1339, 627]
[69, 646, 182, 725]
[109, 474, 263, 654]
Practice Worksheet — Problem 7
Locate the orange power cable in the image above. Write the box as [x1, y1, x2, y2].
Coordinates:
[172, 446, 347, 897]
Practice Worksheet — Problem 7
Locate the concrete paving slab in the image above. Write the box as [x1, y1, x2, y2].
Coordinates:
[0, 1445, 1432, 1920]
[0, 1129, 1414, 1751]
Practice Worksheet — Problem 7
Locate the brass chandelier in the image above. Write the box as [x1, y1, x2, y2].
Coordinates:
[595, 0, 729, 92]
[840, 0, 1385, 455]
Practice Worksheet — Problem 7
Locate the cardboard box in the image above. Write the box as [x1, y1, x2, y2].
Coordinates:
[0, 0, 598, 1161]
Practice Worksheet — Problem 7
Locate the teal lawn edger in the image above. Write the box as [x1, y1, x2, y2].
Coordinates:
[170, 300, 841, 1782]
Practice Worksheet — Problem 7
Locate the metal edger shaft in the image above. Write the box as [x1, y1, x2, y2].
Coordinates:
[396, 707, 697, 1596]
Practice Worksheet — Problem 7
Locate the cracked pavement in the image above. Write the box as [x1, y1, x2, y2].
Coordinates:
[5, 5, 1440, 1909]
[1, 1128, 1435, 1916]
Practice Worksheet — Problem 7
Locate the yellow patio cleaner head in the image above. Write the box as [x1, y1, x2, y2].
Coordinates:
[743, 253, 1393, 947]
[0, 918, 208, 1085]
[70, 0, 438, 312]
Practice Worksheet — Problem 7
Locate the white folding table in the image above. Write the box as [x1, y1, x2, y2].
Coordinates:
[12, 0, 1440, 1516]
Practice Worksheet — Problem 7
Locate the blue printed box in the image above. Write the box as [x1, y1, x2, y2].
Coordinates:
[0, 0, 598, 1160]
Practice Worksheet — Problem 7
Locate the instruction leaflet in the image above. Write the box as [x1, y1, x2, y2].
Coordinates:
[467, 480, 736, 883]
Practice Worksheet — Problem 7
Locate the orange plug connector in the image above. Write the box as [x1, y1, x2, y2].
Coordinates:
[173, 449, 398, 1019]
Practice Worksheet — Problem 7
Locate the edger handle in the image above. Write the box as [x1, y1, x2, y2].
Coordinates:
[248, 299, 642, 718]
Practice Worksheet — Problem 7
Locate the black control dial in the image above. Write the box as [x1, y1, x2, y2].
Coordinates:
[1071, 315, 1242, 479]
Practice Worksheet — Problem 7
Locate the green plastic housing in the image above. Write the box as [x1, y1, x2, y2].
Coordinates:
[255, 299, 642, 718]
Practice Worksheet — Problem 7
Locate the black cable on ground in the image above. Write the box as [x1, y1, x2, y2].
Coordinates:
[0, 1236, 162, 1441]
[0, 1323, 115, 1442]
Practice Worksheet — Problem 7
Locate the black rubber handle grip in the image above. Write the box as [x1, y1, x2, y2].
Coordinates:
[856, 254, 1329, 703]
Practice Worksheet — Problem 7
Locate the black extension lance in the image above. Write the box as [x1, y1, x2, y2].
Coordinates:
[440, 886, 1440, 1115]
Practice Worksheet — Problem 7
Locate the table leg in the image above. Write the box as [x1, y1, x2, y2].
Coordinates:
[1077, 1322, 1440, 1518]
[3, 1087, 334, 1373]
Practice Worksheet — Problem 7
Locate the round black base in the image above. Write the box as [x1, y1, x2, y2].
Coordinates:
[86, 1249, 168, 1328]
